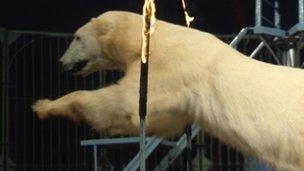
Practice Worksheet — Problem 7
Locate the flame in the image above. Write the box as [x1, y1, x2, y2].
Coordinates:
[141, 0, 156, 63]
[181, 0, 194, 27]
[140, 0, 193, 63]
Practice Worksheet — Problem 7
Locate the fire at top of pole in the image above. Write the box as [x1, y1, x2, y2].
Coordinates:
[141, 0, 156, 64]
[181, 0, 194, 27]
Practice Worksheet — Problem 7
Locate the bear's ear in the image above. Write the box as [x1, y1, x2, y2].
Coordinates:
[90, 18, 100, 32]
[90, 17, 113, 35]
[90, 18, 99, 28]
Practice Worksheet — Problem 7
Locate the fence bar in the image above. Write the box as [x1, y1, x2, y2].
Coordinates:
[1, 30, 9, 171]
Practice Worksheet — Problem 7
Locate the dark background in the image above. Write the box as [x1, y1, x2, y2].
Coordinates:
[0, 0, 299, 34]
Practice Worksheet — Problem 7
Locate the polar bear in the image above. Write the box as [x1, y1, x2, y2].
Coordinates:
[32, 11, 304, 170]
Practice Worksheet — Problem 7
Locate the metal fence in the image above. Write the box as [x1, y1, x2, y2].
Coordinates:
[0, 29, 285, 171]
[0, 28, 3, 162]
[0, 30, 104, 170]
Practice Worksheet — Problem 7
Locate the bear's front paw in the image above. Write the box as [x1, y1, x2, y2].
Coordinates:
[32, 99, 53, 120]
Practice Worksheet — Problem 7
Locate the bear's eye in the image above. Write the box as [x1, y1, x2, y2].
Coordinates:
[75, 36, 81, 41]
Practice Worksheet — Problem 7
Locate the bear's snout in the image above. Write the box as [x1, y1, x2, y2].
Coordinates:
[58, 58, 70, 71]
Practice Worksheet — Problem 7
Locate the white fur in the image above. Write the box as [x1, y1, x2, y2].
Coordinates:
[59, 22, 116, 76]
[33, 11, 304, 170]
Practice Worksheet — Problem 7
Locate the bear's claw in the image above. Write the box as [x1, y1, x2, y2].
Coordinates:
[32, 99, 52, 120]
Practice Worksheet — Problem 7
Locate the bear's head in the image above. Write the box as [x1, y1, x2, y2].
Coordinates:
[59, 11, 143, 76]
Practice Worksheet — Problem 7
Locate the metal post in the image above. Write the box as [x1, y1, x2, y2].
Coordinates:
[260, 36, 282, 65]
[299, 0, 304, 23]
[230, 27, 251, 48]
[139, 1, 154, 170]
[250, 42, 265, 58]
[153, 125, 201, 171]
[139, 14, 151, 171]
[139, 25, 150, 171]
[287, 44, 296, 67]
[255, 0, 262, 26]
[139, 118, 147, 171]
[186, 126, 192, 171]
[139, 48, 149, 171]
[93, 145, 98, 171]
[274, 1, 280, 28]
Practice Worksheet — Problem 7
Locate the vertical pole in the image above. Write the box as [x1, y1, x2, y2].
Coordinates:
[140, 1, 154, 170]
[287, 44, 296, 67]
[139, 118, 147, 171]
[288, 48, 296, 67]
[93, 145, 98, 171]
[299, 0, 304, 23]
[186, 126, 192, 171]
[255, 0, 262, 26]
[180, 1, 194, 169]
[274, 1, 280, 28]
[139, 59, 149, 171]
